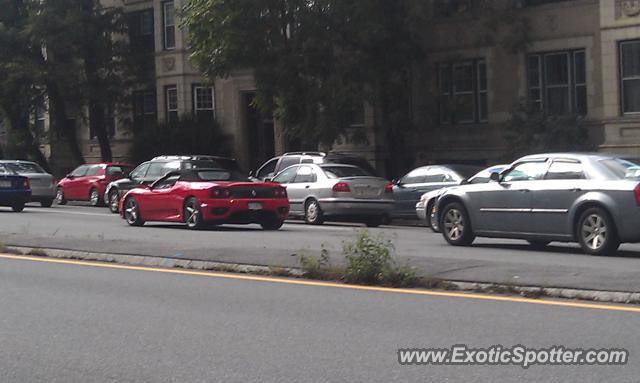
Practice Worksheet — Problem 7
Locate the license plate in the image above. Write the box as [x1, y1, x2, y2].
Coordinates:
[248, 202, 262, 210]
[0, 180, 11, 188]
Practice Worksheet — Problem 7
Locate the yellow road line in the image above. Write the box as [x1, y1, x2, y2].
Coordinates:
[1, 253, 638, 314]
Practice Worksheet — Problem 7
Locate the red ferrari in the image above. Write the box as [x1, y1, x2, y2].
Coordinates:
[119, 168, 289, 230]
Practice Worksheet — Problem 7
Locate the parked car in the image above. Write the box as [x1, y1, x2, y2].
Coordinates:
[0, 160, 56, 207]
[271, 163, 393, 226]
[251, 152, 378, 181]
[416, 165, 508, 232]
[56, 163, 133, 206]
[120, 168, 289, 230]
[392, 164, 483, 219]
[435, 153, 640, 255]
[105, 155, 239, 213]
[0, 163, 31, 212]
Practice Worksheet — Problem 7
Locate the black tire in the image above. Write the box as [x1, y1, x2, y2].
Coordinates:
[40, 199, 54, 208]
[365, 216, 384, 228]
[108, 188, 120, 213]
[577, 207, 620, 256]
[89, 188, 104, 207]
[304, 199, 324, 225]
[184, 197, 203, 230]
[55, 187, 67, 205]
[527, 240, 551, 250]
[440, 202, 475, 246]
[12, 202, 25, 212]
[260, 215, 284, 230]
[123, 197, 144, 226]
[427, 200, 439, 233]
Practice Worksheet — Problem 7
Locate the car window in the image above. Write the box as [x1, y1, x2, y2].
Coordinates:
[153, 175, 180, 189]
[183, 160, 221, 169]
[257, 158, 278, 179]
[322, 166, 370, 179]
[273, 166, 298, 184]
[600, 158, 640, 179]
[503, 161, 548, 182]
[545, 160, 586, 180]
[5, 162, 46, 174]
[0, 164, 13, 175]
[84, 165, 102, 176]
[277, 156, 300, 173]
[71, 165, 89, 177]
[293, 166, 317, 183]
[130, 163, 150, 179]
[400, 167, 430, 184]
[424, 170, 447, 183]
[146, 163, 170, 178]
[106, 166, 130, 177]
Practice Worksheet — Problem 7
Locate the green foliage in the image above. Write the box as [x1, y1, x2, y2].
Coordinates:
[504, 101, 594, 160]
[343, 230, 416, 287]
[130, 115, 233, 164]
[298, 246, 332, 280]
[182, 0, 421, 154]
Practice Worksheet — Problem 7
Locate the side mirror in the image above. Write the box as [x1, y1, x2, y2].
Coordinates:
[248, 170, 254, 178]
[264, 177, 273, 183]
[460, 179, 469, 185]
[490, 172, 501, 182]
[66, 174, 75, 179]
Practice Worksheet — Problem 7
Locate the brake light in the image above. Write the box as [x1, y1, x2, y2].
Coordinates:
[332, 182, 350, 193]
[23, 179, 30, 189]
[635, 184, 640, 206]
[274, 187, 287, 198]
[385, 183, 393, 193]
[210, 187, 230, 198]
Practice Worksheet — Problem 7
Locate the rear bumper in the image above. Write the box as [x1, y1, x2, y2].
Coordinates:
[200, 198, 290, 223]
[30, 185, 56, 200]
[0, 190, 31, 206]
[318, 198, 394, 217]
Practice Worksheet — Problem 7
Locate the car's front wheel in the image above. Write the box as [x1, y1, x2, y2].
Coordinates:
[124, 197, 144, 226]
[89, 188, 104, 207]
[577, 207, 620, 256]
[184, 197, 203, 230]
[108, 189, 120, 213]
[304, 199, 324, 225]
[440, 202, 475, 246]
[55, 187, 67, 205]
[427, 201, 439, 232]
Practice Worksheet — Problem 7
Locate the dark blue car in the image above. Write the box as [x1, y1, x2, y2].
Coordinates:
[0, 163, 31, 212]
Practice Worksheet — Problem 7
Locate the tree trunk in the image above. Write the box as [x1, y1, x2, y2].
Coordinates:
[2, 104, 51, 172]
[47, 80, 85, 166]
[83, 41, 112, 162]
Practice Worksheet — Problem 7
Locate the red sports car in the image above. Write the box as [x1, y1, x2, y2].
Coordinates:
[56, 162, 133, 206]
[119, 168, 289, 230]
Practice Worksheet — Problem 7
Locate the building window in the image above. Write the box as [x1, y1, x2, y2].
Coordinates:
[133, 90, 157, 130]
[527, 49, 586, 116]
[165, 85, 178, 123]
[193, 85, 215, 122]
[163, 2, 176, 50]
[438, 59, 487, 124]
[127, 9, 154, 53]
[620, 40, 640, 114]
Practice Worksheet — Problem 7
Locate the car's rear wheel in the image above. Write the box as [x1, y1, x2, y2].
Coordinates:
[124, 197, 144, 226]
[577, 207, 620, 256]
[527, 240, 551, 249]
[55, 187, 67, 205]
[261, 215, 284, 230]
[440, 202, 475, 246]
[304, 199, 324, 225]
[108, 189, 120, 213]
[12, 202, 25, 212]
[89, 188, 104, 207]
[184, 197, 203, 230]
[365, 216, 384, 228]
[40, 199, 54, 208]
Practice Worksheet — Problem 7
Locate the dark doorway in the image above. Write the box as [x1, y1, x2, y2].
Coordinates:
[244, 93, 275, 171]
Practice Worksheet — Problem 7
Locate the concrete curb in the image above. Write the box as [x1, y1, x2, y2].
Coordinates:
[4, 245, 640, 305]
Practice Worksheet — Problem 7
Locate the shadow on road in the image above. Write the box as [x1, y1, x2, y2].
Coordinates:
[472, 242, 640, 259]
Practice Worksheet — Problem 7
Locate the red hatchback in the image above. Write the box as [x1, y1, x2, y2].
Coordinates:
[56, 163, 133, 206]
[119, 168, 289, 230]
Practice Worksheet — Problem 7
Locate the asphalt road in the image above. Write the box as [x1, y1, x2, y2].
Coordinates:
[1, 203, 640, 292]
[0, 255, 638, 383]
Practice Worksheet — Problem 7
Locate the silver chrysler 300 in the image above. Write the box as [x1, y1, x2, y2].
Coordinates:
[435, 153, 640, 255]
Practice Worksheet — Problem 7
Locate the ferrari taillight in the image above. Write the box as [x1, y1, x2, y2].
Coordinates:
[210, 187, 230, 199]
[635, 184, 640, 206]
[332, 182, 350, 193]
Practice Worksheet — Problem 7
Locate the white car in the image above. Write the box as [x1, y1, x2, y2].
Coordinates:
[416, 165, 507, 232]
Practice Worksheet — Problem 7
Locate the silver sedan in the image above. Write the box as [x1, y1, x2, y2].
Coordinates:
[435, 153, 640, 255]
[271, 164, 393, 226]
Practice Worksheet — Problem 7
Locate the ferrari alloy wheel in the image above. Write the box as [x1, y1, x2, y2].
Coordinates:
[184, 198, 203, 230]
[124, 197, 144, 226]
[304, 199, 324, 225]
[55, 187, 67, 205]
[440, 202, 475, 246]
[108, 189, 120, 213]
[577, 207, 619, 256]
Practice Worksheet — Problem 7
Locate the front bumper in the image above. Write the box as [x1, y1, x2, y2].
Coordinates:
[318, 198, 394, 217]
[416, 200, 428, 221]
[200, 198, 290, 223]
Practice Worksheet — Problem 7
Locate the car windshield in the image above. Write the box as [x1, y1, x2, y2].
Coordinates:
[448, 165, 483, 179]
[321, 166, 370, 179]
[5, 162, 46, 174]
[197, 170, 233, 181]
[599, 158, 640, 179]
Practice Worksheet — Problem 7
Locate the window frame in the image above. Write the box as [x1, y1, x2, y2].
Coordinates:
[192, 84, 215, 121]
[619, 39, 640, 115]
[165, 85, 178, 123]
[162, 1, 176, 50]
[438, 58, 488, 124]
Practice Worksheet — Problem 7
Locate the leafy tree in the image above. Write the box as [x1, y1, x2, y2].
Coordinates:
[182, 0, 422, 175]
[504, 100, 594, 160]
